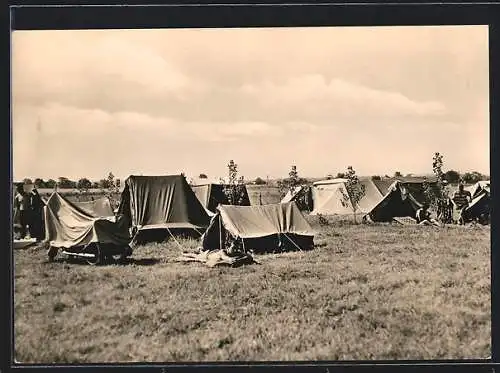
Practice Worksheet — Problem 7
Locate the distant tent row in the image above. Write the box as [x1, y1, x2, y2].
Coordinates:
[283, 177, 438, 219]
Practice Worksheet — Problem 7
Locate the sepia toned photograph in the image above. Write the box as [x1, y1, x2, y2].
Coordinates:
[11, 25, 490, 363]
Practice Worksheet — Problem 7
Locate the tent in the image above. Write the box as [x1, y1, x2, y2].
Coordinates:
[366, 181, 423, 222]
[118, 175, 211, 242]
[73, 197, 114, 218]
[43, 192, 131, 249]
[191, 182, 251, 213]
[309, 178, 386, 216]
[309, 177, 437, 216]
[201, 202, 315, 253]
[461, 181, 490, 223]
[467, 181, 490, 199]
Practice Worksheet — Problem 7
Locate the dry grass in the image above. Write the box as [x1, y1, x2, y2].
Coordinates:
[14, 216, 490, 363]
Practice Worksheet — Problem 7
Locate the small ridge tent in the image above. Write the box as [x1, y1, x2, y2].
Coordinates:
[43, 192, 131, 250]
[191, 182, 251, 213]
[118, 175, 211, 243]
[366, 181, 423, 222]
[461, 181, 490, 223]
[201, 202, 315, 253]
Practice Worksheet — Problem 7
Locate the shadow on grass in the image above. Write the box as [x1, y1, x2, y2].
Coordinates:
[45, 256, 161, 267]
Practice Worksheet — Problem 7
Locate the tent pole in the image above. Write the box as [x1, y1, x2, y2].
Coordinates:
[166, 227, 185, 251]
[219, 216, 222, 251]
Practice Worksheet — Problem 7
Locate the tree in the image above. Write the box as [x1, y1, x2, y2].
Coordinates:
[394, 171, 402, 178]
[199, 174, 208, 179]
[46, 179, 57, 189]
[91, 181, 100, 189]
[77, 178, 92, 191]
[277, 166, 310, 210]
[462, 171, 484, 184]
[34, 178, 45, 188]
[340, 166, 366, 223]
[444, 170, 461, 184]
[98, 179, 111, 189]
[326, 174, 334, 180]
[336, 173, 346, 179]
[100, 172, 120, 209]
[58, 177, 75, 189]
[423, 152, 448, 223]
[372, 175, 381, 180]
[254, 177, 266, 185]
[222, 160, 247, 205]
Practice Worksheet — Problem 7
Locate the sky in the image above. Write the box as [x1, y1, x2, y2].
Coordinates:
[11, 26, 489, 182]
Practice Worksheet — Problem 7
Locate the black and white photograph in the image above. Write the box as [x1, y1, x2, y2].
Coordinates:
[11, 24, 490, 362]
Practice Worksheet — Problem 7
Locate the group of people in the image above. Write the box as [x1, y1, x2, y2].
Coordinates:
[415, 183, 476, 226]
[14, 184, 45, 241]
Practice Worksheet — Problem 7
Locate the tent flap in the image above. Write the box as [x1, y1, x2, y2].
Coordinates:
[44, 193, 130, 248]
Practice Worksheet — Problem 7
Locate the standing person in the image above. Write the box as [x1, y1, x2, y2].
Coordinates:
[29, 187, 45, 242]
[14, 184, 30, 239]
[452, 182, 472, 224]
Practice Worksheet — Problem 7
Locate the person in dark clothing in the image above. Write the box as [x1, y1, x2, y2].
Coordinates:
[452, 183, 472, 224]
[415, 203, 440, 227]
[28, 187, 45, 241]
[14, 184, 30, 239]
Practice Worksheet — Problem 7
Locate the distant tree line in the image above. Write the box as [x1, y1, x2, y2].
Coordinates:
[20, 176, 122, 190]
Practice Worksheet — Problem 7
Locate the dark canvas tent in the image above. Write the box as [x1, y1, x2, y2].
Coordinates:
[118, 175, 211, 242]
[191, 183, 251, 213]
[366, 181, 423, 222]
[201, 202, 315, 253]
[462, 181, 490, 223]
[44, 192, 130, 249]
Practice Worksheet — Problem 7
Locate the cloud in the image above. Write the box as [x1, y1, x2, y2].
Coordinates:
[242, 75, 447, 122]
[11, 27, 489, 180]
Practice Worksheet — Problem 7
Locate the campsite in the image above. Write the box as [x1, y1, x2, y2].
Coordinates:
[11, 25, 490, 363]
[13, 175, 491, 362]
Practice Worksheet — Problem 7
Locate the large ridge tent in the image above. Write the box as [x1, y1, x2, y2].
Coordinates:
[201, 202, 315, 253]
[118, 175, 211, 242]
[191, 182, 251, 213]
[366, 181, 423, 222]
[43, 192, 131, 262]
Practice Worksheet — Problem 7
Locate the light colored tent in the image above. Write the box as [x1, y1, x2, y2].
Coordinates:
[309, 178, 386, 215]
[459, 181, 490, 222]
[309, 176, 437, 216]
[191, 182, 250, 214]
[118, 175, 211, 241]
[44, 192, 130, 249]
[366, 181, 423, 222]
[73, 197, 114, 218]
[466, 181, 490, 199]
[281, 185, 305, 204]
[201, 202, 315, 253]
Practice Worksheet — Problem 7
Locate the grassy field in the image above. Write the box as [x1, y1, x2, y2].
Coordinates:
[14, 216, 490, 363]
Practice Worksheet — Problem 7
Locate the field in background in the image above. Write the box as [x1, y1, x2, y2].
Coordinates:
[14, 216, 490, 363]
[37, 185, 283, 205]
